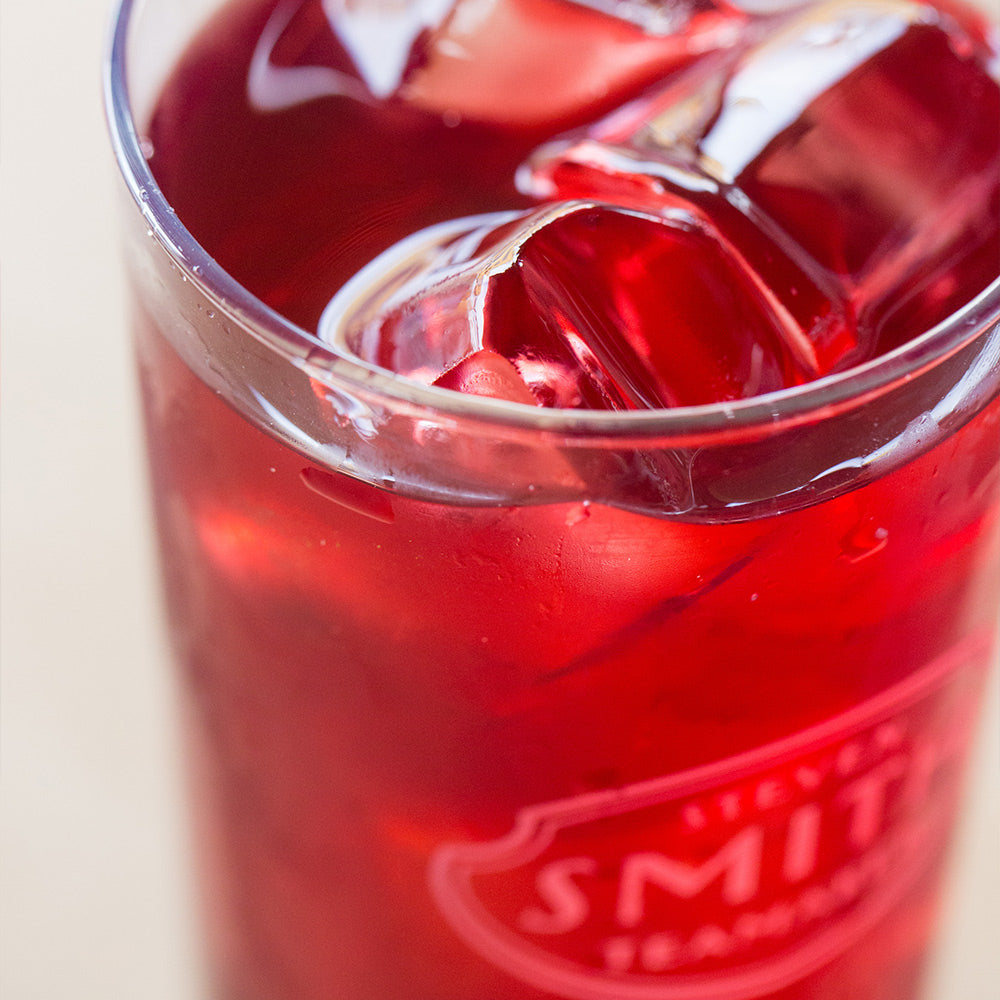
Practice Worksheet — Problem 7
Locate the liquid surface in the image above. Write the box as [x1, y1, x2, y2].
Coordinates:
[148, 0, 999, 410]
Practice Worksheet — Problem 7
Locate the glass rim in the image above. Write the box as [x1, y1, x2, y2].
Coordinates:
[103, 0, 1000, 441]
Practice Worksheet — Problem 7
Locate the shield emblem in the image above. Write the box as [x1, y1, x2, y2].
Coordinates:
[429, 631, 990, 999]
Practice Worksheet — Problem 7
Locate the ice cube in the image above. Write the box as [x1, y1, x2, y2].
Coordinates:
[319, 200, 825, 410]
[713, 0, 999, 344]
[397, 0, 750, 125]
[525, 0, 1000, 358]
[321, 0, 455, 98]
[246, 0, 456, 108]
[433, 350, 546, 405]
[248, 0, 374, 111]
[523, 133, 860, 376]
[317, 211, 528, 390]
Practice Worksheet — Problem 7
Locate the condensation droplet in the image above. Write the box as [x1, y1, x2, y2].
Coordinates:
[839, 516, 889, 563]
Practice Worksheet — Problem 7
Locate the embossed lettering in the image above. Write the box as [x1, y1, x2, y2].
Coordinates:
[519, 857, 598, 934]
[616, 827, 764, 927]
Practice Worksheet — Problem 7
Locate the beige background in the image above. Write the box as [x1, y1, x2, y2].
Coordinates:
[1, 0, 998, 997]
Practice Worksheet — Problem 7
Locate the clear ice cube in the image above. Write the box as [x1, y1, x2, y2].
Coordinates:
[720, 0, 1000, 344]
[522, 0, 1000, 361]
[319, 201, 827, 409]
[523, 134, 860, 376]
[321, 0, 455, 98]
[250, 0, 750, 122]
[396, 0, 750, 125]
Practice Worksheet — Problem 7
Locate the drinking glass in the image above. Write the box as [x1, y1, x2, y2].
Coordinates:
[105, 1, 1000, 997]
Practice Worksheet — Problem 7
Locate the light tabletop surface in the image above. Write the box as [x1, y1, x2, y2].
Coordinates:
[2, 1, 998, 997]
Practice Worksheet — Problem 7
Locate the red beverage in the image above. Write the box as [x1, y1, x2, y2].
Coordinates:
[109, 0, 1000, 998]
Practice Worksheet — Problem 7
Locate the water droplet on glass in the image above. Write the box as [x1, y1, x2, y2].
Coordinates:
[839, 517, 889, 563]
[300, 467, 395, 523]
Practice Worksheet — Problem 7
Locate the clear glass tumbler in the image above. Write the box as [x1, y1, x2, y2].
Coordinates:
[105, 1, 1000, 998]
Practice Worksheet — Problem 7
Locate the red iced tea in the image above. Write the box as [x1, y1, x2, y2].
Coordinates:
[116, 0, 1000, 997]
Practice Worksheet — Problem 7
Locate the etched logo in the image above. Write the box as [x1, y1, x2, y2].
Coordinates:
[429, 632, 992, 999]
